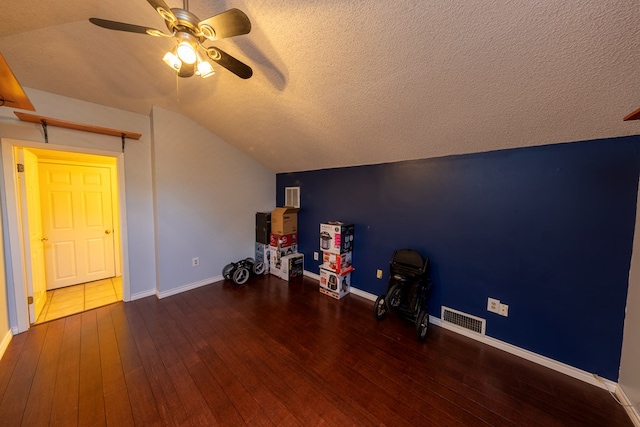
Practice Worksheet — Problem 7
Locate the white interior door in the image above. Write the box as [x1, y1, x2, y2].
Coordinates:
[39, 162, 115, 289]
[19, 149, 47, 323]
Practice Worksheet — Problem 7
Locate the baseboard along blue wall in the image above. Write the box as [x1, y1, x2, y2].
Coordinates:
[276, 135, 640, 381]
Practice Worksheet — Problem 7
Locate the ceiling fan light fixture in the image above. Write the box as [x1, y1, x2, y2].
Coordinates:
[196, 60, 215, 78]
[162, 52, 181, 70]
[177, 41, 197, 64]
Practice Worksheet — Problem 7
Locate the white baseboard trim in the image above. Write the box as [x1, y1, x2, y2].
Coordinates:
[130, 289, 156, 301]
[430, 316, 617, 391]
[303, 270, 379, 301]
[616, 385, 640, 426]
[303, 270, 320, 281]
[349, 287, 378, 301]
[156, 276, 222, 300]
[0, 329, 13, 361]
[301, 270, 620, 393]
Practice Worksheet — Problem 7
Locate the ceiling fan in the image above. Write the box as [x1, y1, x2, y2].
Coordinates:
[89, 0, 252, 79]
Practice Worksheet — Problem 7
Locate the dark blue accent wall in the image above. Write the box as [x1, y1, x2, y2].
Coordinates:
[276, 136, 640, 381]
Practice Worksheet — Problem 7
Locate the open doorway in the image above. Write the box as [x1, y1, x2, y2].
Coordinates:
[18, 147, 123, 324]
[1, 138, 129, 332]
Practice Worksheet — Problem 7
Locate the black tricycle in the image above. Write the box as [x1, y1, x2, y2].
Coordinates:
[222, 257, 265, 285]
[373, 249, 432, 341]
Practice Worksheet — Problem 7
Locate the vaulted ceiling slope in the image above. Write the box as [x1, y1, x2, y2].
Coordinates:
[2, 1, 639, 173]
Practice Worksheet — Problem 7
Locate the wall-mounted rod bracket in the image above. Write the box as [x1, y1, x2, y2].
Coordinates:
[40, 119, 49, 143]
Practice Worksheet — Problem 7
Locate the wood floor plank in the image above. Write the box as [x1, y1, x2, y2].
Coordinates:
[126, 301, 188, 426]
[96, 305, 135, 426]
[0, 275, 633, 426]
[49, 315, 82, 427]
[0, 332, 27, 404]
[78, 310, 106, 426]
[137, 296, 247, 426]
[21, 319, 65, 426]
[0, 322, 49, 426]
[172, 298, 262, 422]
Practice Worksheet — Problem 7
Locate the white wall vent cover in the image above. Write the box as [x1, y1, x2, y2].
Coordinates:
[285, 186, 300, 208]
[441, 306, 486, 335]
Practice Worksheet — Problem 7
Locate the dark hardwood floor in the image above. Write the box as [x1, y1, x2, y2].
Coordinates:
[0, 274, 632, 426]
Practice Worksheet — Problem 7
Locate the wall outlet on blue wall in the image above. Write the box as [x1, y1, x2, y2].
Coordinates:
[499, 303, 509, 317]
[487, 298, 500, 313]
[376, 269, 383, 279]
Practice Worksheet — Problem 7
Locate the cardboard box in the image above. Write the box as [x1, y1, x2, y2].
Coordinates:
[320, 222, 354, 254]
[271, 207, 300, 235]
[321, 251, 353, 274]
[269, 245, 298, 271]
[319, 267, 351, 299]
[319, 286, 350, 300]
[254, 242, 270, 273]
[271, 253, 304, 281]
[255, 212, 271, 244]
[269, 233, 298, 248]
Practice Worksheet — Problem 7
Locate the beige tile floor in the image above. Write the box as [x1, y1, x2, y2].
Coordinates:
[35, 276, 122, 324]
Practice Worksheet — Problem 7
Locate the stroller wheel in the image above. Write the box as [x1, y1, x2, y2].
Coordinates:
[233, 267, 250, 285]
[373, 295, 387, 320]
[222, 263, 235, 279]
[386, 285, 401, 309]
[253, 261, 265, 275]
[416, 309, 429, 341]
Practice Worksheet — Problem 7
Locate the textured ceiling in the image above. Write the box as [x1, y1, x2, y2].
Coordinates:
[1, 0, 640, 172]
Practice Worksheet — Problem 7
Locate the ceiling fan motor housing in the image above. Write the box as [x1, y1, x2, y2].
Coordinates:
[167, 8, 213, 42]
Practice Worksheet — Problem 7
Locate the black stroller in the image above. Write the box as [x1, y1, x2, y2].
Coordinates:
[373, 249, 432, 341]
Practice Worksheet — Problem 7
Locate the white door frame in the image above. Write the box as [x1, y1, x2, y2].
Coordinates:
[1, 137, 131, 333]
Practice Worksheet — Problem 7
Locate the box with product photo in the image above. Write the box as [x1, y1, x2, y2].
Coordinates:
[271, 253, 304, 281]
[269, 232, 298, 248]
[254, 242, 270, 273]
[269, 245, 298, 271]
[319, 267, 351, 299]
[322, 251, 353, 274]
[319, 222, 354, 255]
[271, 207, 300, 235]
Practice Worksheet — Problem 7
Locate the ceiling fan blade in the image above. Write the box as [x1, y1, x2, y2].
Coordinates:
[146, 0, 177, 24]
[89, 18, 170, 37]
[198, 9, 251, 41]
[206, 47, 253, 79]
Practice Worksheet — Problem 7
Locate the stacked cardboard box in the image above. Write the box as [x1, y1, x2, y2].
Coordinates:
[255, 212, 271, 273]
[318, 222, 354, 299]
[269, 207, 303, 281]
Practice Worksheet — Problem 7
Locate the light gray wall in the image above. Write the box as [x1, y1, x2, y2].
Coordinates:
[0, 202, 10, 348]
[150, 107, 275, 293]
[619, 178, 640, 411]
[0, 88, 158, 309]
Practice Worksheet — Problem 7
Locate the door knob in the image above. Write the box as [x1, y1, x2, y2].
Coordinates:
[105, 230, 111, 234]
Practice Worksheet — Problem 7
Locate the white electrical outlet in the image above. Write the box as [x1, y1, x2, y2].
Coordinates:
[376, 269, 383, 279]
[313, 252, 319, 261]
[499, 303, 509, 317]
[192, 257, 199, 267]
[487, 297, 500, 313]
